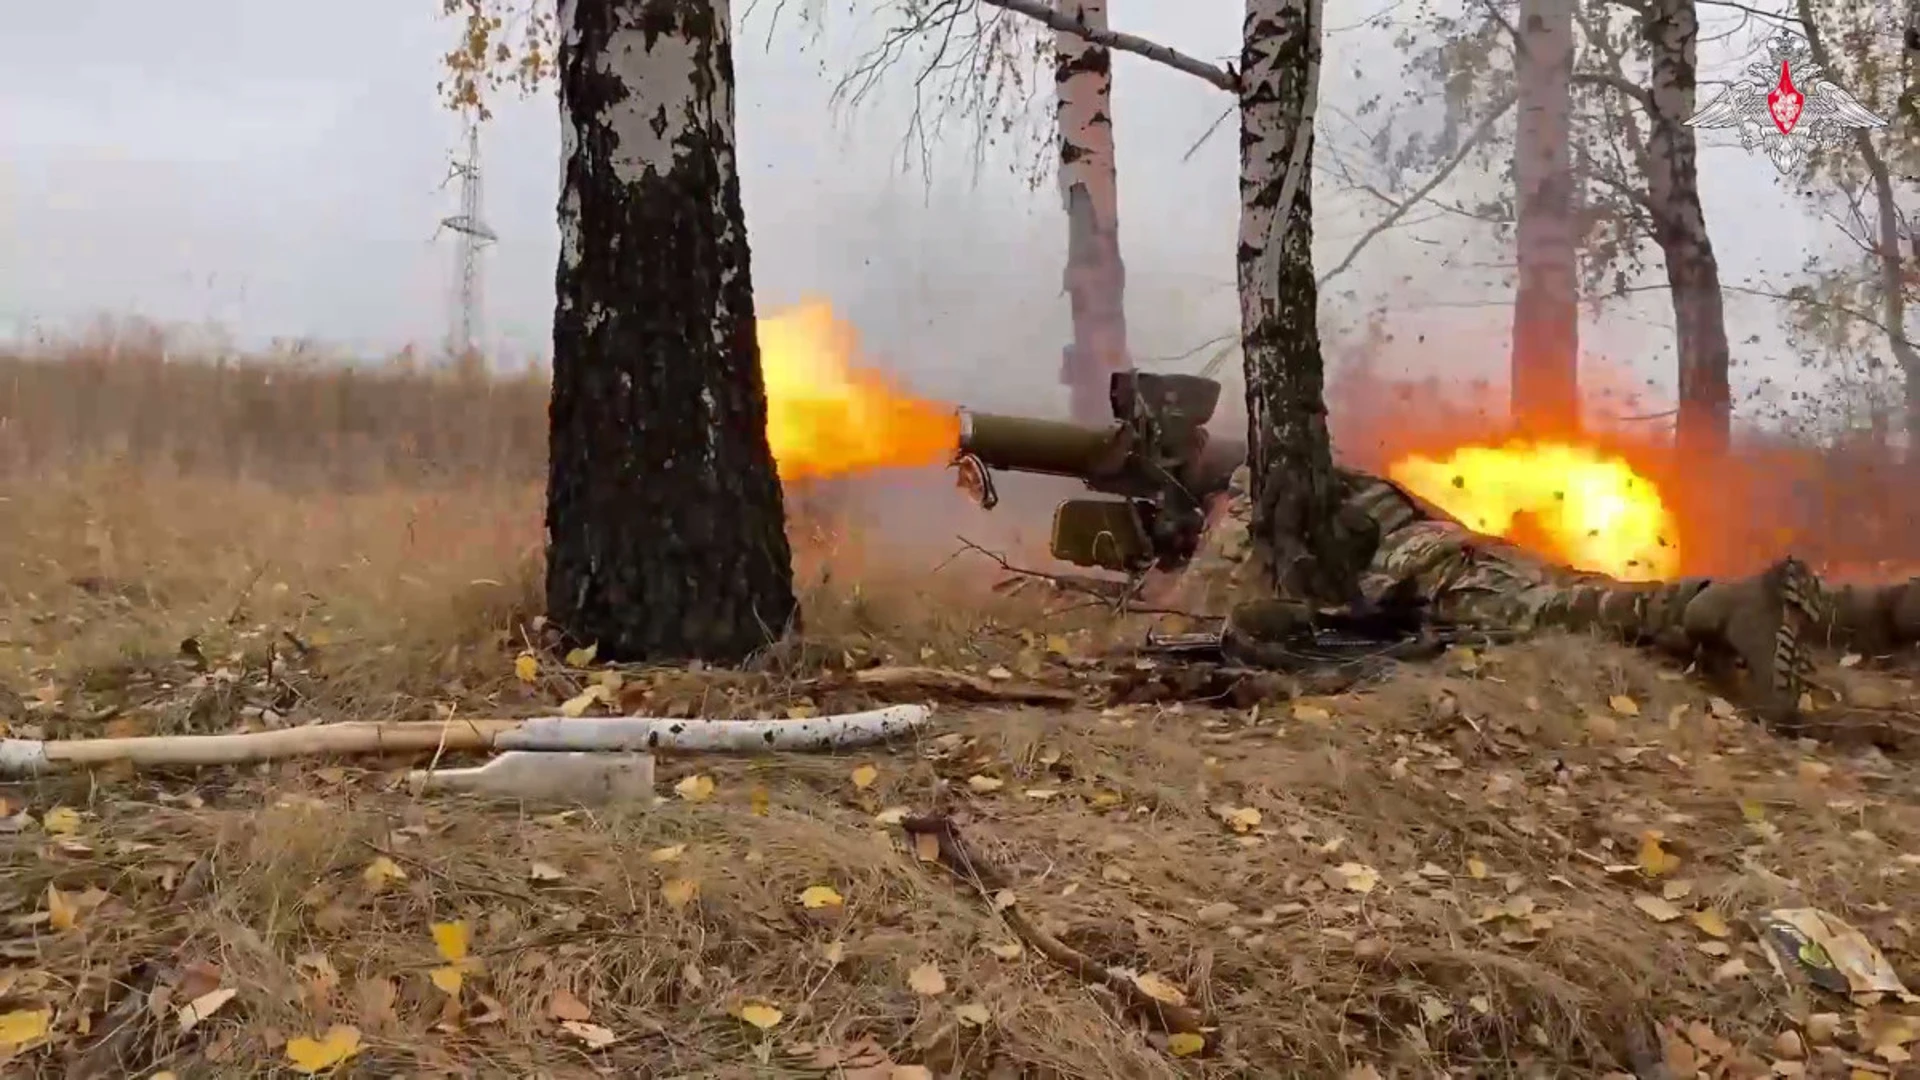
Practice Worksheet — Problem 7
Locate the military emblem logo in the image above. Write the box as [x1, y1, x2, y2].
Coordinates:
[1685, 30, 1888, 176]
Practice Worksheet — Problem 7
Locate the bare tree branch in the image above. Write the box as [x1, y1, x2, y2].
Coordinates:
[976, 0, 1239, 91]
[1317, 90, 1518, 287]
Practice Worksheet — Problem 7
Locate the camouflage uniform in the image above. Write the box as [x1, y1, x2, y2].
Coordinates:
[1178, 465, 1821, 720]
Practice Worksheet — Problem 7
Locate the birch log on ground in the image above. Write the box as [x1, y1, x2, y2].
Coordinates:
[0, 706, 935, 776]
[1237, 0, 1370, 603]
[1641, 0, 1732, 459]
[1055, 0, 1132, 424]
[1510, 0, 1582, 435]
[545, 0, 798, 664]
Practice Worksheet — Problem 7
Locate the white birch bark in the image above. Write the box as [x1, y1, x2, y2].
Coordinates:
[1236, 0, 1366, 602]
[548, 0, 797, 662]
[1056, 0, 1131, 424]
[0, 706, 936, 776]
[1641, 0, 1732, 458]
[1510, 0, 1582, 434]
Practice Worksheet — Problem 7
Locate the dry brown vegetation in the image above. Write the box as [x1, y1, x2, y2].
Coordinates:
[4, 341, 1920, 1078]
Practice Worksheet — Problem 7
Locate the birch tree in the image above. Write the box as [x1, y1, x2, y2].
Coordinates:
[1572, 0, 1732, 456]
[1512, 0, 1584, 434]
[1388, 0, 1735, 452]
[1055, 2, 1131, 424]
[544, 0, 798, 662]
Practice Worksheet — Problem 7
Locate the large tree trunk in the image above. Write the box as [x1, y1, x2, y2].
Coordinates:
[546, 0, 798, 663]
[1510, 0, 1581, 434]
[1641, 0, 1732, 459]
[1056, 0, 1130, 424]
[1238, 0, 1369, 603]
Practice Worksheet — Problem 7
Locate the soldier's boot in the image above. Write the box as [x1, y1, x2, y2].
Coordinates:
[1675, 556, 1822, 726]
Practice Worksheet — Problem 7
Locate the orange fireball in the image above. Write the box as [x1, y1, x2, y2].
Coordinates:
[1389, 440, 1679, 581]
[757, 298, 959, 483]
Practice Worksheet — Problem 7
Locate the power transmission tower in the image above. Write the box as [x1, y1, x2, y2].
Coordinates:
[438, 109, 497, 361]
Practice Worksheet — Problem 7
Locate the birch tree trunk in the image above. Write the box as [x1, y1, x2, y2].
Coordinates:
[1056, 0, 1131, 424]
[1641, 0, 1732, 459]
[1510, 0, 1582, 434]
[546, 0, 798, 663]
[1238, 0, 1369, 603]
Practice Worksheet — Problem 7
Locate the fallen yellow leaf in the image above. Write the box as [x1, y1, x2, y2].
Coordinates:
[1330, 862, 1380, 894]
[647, 844, 686, 863]
[362, 856, 407, 888]
[966, 775, 1004, 794]
[1691, 909, 1731, 938]
[735, 1000, 783, 1030]
[908, 962, 948, 996]
[1292, 704, 1332, 723]
[559, 684, 606, 718]
[1167, 1031, 1207, 1057]
[1466, 856, 1489, 879]
[41, 806, 80, 835]
[956, 1002, 991, 1027]
[749, 786, 770, 816]
[284, 1025, 362, 1072]
[850, 764, 879, 790]
[564, 643, 598, 667]
[987, 941, 1024, 960]
[799, 885, 845, 910]
[674, 775, 715, 802]
[1218, 806, 1261, 834]
[429, 966, 464, 995]
[0, 1007, 51, 1047]
[661, 877, 699, 909]
[513, 653, 539, 683]
[1132, 971, 1188, 1006]
[46, 884, 77, 932]
[431, 921, 471, 963]
[1609, 694, 1640, 716]
[1638, 832, 1682, 877]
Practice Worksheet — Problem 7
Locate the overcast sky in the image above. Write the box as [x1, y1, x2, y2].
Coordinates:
[2, 0, 1842, 419]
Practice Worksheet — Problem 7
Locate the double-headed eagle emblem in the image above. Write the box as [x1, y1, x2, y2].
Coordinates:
[1685, 30, 1888, 175]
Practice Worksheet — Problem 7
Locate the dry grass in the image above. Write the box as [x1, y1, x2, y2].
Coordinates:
[4, 342, 1920, 1078]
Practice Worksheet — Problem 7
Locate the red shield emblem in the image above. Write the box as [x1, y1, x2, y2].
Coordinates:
[1768, 60, 1804, 134]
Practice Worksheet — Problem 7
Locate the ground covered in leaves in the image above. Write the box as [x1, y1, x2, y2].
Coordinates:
[4, 469, 1920, 1077]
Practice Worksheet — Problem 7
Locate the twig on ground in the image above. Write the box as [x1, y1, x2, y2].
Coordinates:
[839, 666, 1079, 705]
[900, 813, 1215, 1046]
[952, 536, 1202, 619]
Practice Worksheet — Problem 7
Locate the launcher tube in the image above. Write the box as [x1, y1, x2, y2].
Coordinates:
[957, 410, 1122, 478]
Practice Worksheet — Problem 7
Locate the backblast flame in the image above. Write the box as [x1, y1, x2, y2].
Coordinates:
[757, 299, 960, 483]
[1389, 440, 1680, 581]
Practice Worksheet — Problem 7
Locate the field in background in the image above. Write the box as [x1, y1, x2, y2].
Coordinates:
[3, 337, 1920, 1076]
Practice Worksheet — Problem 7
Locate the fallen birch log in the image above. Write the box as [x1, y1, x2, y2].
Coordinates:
[0, 704, 934, 777]
[406, 751, 657, 803]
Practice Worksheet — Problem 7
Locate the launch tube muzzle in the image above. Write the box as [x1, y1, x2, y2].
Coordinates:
[955, 409, 1124, 479]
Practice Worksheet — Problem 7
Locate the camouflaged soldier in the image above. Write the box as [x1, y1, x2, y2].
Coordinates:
[1177, 465, 1823, 723]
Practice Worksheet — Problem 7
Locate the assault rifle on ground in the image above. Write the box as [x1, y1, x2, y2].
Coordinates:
[950, 371, 1245, 574]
